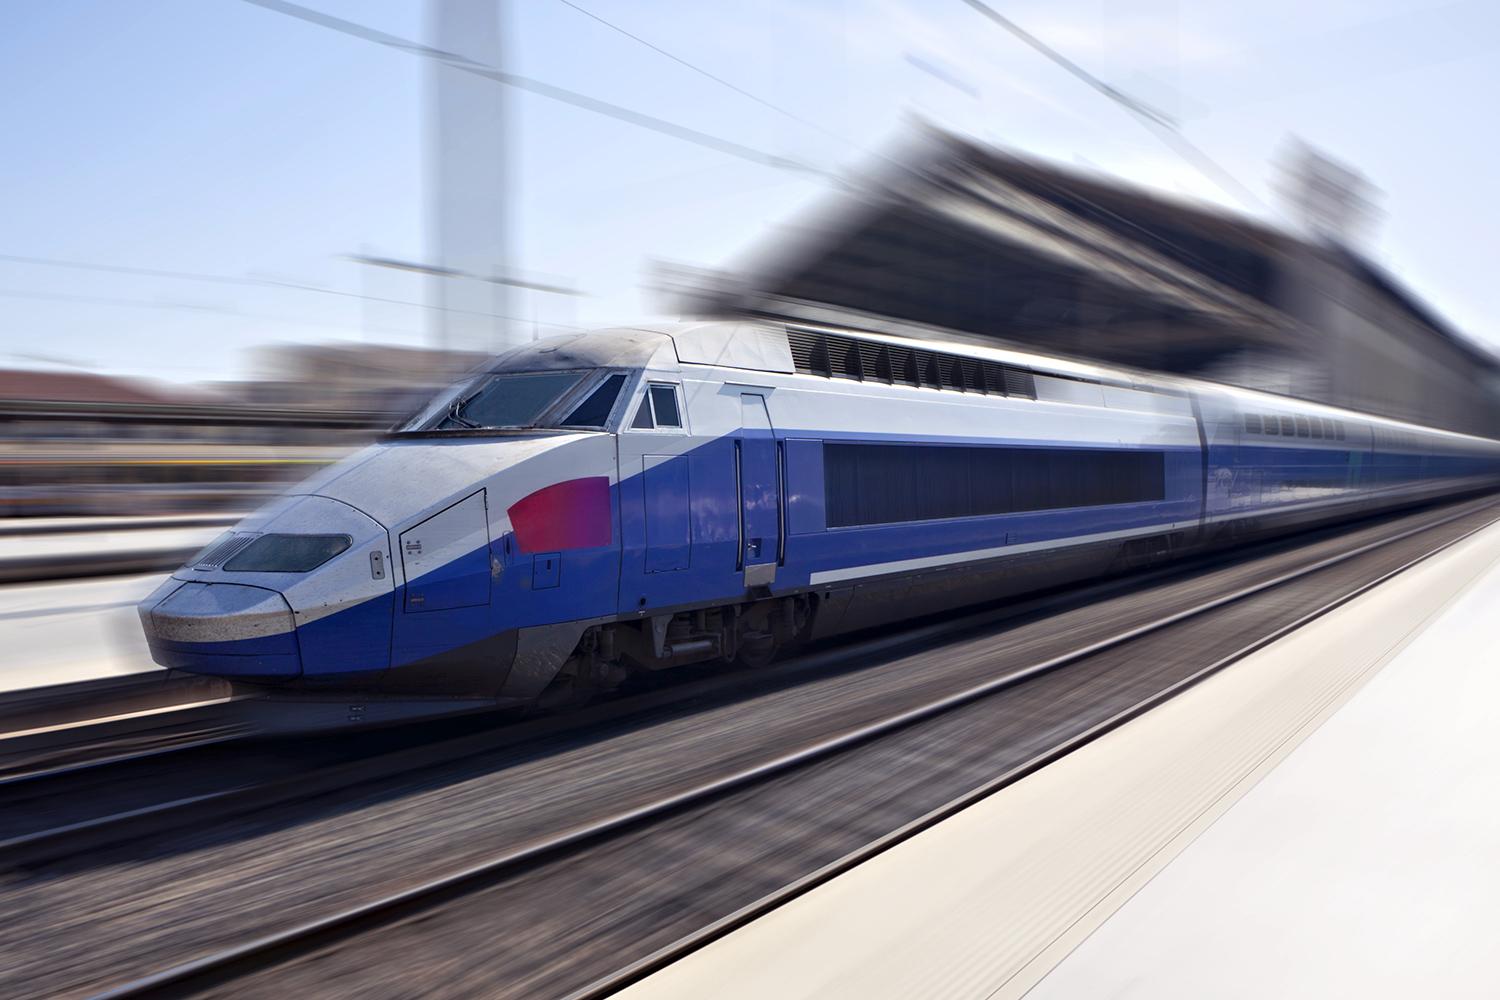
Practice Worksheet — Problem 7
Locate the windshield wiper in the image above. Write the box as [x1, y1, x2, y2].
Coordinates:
[446, 399, 480, 429]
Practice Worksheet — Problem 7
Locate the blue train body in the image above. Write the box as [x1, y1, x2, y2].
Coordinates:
[137, 321, 1500, 722]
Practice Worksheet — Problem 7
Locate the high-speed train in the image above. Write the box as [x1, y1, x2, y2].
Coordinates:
[139, 320, 1500, 725]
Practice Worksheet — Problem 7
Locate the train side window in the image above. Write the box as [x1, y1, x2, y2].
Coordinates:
[1295, 417, 1310, 437]
[560, 373, 626, 428]
[630, 396, 655, 429]
[1243, 414, 1262, 434]
[1335, 420, 1346, 440]
[823, 443, 1165, 527]
[1279, 416, 1295, 435]
[649, 385, 682, 427]
[1263, 414, 1278, 435]
[630, 383, 683, 431]
[1310, 418, 1323, 439]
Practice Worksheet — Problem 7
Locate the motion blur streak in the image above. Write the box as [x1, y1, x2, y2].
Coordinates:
[2, 2, 1500, 998]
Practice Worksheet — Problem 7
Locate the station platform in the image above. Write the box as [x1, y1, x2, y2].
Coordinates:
[0, 513, 236, 536]
[0, 574, 163, 694]
[0, 522, 224, 694]
[618, 519, 1500, 999]
[0, 521, 219, 566]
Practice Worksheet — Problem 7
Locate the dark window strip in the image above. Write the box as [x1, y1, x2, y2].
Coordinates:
[824, 442, 1166, 528]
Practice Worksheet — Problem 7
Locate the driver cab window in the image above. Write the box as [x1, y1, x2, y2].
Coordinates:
[631, 383, 683, 430]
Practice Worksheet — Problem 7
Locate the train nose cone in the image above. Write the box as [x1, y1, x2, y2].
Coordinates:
[141, 582, 301, 679]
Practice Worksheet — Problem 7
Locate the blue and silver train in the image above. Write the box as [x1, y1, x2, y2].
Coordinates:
[138, 321, 1500, 724]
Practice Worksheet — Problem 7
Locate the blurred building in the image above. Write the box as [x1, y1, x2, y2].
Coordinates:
[0, 342, 484, 518]
[251, 341, 488, 416]
[679, 126, 1500, 437]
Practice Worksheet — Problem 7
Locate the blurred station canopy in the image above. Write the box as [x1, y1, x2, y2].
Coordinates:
[672, 124, 1500, 438]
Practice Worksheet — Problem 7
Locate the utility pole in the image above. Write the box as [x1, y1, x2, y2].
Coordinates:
[427, 0, 511, 353]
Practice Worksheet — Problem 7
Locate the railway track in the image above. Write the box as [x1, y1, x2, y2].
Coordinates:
[1, 496, 1481, 869]
[0, 514, 1270, 866]
[53, 495, 1497, 1000]
[0, 698, 244, 788]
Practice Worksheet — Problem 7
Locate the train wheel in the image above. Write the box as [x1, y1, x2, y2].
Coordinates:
[535, 656, 627, 711]
[734, 633, 778, 669]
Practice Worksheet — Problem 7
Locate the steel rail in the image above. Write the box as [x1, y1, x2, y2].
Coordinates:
[4, 496, 1338, 866]
[0, 727, 245, 790]
[0, 589, 1064, 866]
[88, 499, 1500, 1000]
[0, 533, 1183, 866]
[0, 699, 247, 788]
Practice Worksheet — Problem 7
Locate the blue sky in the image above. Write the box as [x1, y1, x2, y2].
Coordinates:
[2, 0, 1497, 382]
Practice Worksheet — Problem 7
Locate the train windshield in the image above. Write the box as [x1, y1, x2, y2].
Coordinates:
[394, 370, 620, 432]
[450, 372, 581, 429]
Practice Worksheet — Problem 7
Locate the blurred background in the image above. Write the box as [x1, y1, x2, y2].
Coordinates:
[6, 0, 1500, 515]
[6, 7, 1500, 997]
[2, 0, 1498, 682]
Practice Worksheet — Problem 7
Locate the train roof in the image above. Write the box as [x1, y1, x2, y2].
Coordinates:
[488, 320, 1499, 447]
[482, 328, 676, 372]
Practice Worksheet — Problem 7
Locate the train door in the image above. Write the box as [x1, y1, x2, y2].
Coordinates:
[390, 489, 495, 671]
[737, 393, 780, 588]
[617, 379, 693, 613]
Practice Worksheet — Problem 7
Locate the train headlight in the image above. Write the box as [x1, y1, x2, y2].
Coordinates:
[222, 533, 352, 573]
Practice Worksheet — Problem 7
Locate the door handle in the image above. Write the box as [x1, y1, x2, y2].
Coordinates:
[746, 537, 763, 557]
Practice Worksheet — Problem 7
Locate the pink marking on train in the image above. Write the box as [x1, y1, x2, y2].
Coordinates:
[507, 476, 612, 554]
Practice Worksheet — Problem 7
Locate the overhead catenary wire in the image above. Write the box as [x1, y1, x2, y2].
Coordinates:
[957, 0, 1266, 211]
[244, 0, 1260, 245]
[0, 286, 439, 344]
[8, 4, 1265, 339]
[550, 0, 853, 148]
[239, 0, 836, 181]
[0, 252, 544, 322]
[557, 0, 1254, 213]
